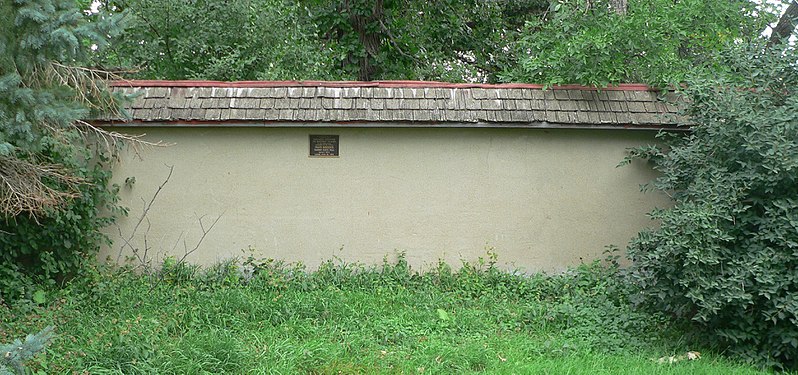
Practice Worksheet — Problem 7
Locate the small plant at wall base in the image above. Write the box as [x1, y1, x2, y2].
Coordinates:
[623, 43, 798, 370]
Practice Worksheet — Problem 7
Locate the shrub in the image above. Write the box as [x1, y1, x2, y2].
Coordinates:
[0, 150, 123, 302]
[624, 43, 798, 369]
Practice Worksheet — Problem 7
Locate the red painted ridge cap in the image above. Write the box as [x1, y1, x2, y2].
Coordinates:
[93, 119, 681, 129]
[109, 80, 657, 91]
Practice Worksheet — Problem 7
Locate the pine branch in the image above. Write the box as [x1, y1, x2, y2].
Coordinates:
[1, 59, 168, 217]
[0, 326, 55, 375]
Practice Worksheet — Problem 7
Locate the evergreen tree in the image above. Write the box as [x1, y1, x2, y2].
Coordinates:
[0, 326, 54, 375]
[0, 0, 127, 299]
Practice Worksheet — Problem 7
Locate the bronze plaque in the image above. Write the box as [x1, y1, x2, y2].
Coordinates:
[309, 134, 339, 157]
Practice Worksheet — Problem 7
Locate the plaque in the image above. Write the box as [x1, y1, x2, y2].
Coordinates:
[309, 134, 339, 157]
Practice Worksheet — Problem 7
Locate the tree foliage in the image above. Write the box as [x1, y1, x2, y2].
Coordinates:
[0, 326, 54, 375]
[101, 0, 787, 86]
[0, 0, 127, 301]
[624, 43, 798, 369]
[101, 0, 336, 81]
[103, 0, 550, 82]
[503, 0, 770, 86]
[305, 0, 547, 82]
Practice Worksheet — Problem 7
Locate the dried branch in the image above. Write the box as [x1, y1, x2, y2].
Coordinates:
[2, 61, 169, 217]
[176, 212, 224, 265]
[115, 165, 222, 272]
[74, 120, 171, 155]
[116, 164, 174, 264]
[0, 156, 84, 218]
[25, 62, 126, 118]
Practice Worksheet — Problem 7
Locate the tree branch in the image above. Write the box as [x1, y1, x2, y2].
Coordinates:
[0, 156, 84, 218]
[176, 212, 224, 265]
[116, 164, 173, 264]
[454, 52, 496, 75]
[768, 0, 798, 46]
[378, 19, 415, 60]
[75, 120, 171, 156]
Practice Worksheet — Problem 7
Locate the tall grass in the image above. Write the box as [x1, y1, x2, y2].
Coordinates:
[1, 253, 769, 374]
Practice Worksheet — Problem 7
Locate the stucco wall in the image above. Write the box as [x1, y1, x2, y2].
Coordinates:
[101, 126, 668, 272]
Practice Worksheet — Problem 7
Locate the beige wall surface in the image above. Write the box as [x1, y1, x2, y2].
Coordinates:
[102, 126, 668, 273]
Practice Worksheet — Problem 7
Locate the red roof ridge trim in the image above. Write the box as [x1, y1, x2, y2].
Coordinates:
[109, 80, 656, 91]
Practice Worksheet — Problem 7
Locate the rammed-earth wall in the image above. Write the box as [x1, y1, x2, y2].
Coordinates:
[100, 81, 675, 271]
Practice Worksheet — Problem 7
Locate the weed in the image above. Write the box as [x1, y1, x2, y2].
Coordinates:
[0, 253, 769, 374]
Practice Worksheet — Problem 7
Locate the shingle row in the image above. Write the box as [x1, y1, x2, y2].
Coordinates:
[105, 85, 683, 126]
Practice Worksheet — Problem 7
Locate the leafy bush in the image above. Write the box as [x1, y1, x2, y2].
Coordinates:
[0, 148, 123, 302]
[625, 44, 798, 369]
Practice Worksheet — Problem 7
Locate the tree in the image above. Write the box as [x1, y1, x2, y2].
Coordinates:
[769, 0, 798, 46]
[99, 0, 337, 81]
[106, 0, 780, 85]
[504, 0, 772, 86]
[307, 0, 548, 82]
[0, 0, 127, 300]
[612, 1, 798, 368]
[100, 0, 549, 82]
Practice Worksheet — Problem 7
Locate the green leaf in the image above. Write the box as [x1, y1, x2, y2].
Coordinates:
[32, 290, 46, 305]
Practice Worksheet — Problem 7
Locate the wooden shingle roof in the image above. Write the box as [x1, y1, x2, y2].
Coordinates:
[104, 81, 684, 129]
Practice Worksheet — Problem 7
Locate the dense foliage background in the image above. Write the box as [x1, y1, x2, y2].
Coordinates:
[96, 0, 780, 85]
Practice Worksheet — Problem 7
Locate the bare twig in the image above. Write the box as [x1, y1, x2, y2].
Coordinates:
[75, 119, 171, 156]
[176, 212, 224, 265]
[143, 212, 223, 294]
[115, 164, 223, 276]
[0, 156, 84, 218]
[116, 164, 174, 263]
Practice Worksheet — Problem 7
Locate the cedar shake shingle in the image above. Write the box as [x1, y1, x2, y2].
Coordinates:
[104, 81, 685, 127]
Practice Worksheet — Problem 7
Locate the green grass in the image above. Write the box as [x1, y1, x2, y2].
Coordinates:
[1, 256, 771, 374]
